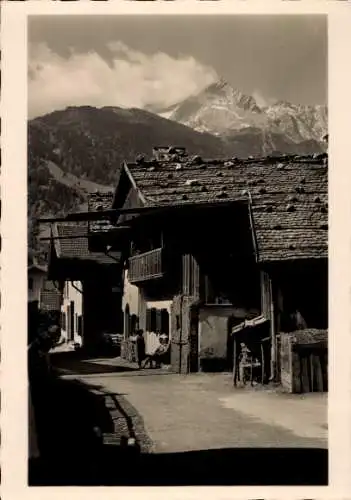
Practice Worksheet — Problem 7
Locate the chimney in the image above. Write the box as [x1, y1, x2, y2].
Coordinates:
[152, 146, 187, 162]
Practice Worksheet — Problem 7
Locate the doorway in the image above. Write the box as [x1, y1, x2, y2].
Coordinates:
[124, 304, 130, 338]
[189, 307, 199, 373]
[69, 301, 75, 341]
[227, 316, 243, 371]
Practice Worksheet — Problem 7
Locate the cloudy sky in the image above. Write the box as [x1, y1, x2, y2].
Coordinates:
[28, 15, 327, 119]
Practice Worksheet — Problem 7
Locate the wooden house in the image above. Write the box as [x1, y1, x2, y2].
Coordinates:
[28, 261, 47, 304]
[103, 146, 327, 386]
[47, 212, 123, 350]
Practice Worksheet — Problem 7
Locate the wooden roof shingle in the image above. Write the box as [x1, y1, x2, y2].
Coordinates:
[88, 191, 115, 234]
[53, 223, 121, 264]
[40, 281, 61, 311]
[124, 153, 328, 263]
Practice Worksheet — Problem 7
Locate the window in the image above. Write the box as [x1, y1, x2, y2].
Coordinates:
[204, 276, 231, 305]
[156, 309, 162, 333]
[176, 315, 181, 330]
[28, 277, 33, 291]
[130, 314, 138, 335]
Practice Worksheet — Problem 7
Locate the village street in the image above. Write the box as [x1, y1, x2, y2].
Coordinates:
[29, 353, 328, 486]
[56, 356, 327, 451]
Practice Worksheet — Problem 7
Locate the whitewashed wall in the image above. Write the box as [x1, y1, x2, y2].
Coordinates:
[28, 269, 45, 303]
[61, 280, 83, 344]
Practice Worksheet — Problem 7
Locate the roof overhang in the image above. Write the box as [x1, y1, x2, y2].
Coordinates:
[39, 197, 248, 225]
[47, 255, 121, 281]
[121, 198, 250, 229]
[231, 315, 269, 336]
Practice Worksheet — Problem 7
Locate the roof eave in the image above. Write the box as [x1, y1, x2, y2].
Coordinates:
[123, 162, 148, 206]
[259, 254, 328, 265]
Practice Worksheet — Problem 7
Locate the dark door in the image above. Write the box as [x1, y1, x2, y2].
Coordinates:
[70, 301, 75, 341]
[320, 350, 328, 391]
[161, 309, 169, 335]
[77, 315, 83, 337]
[227, 316, 243, 371]
[67, 305, 71, 340]
[227, 319, 234, 371]
[189, 308, 199, 373]
[298, 347, 328, 393]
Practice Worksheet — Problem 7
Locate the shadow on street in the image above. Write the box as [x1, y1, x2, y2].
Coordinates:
[29, 369, 328, 486]
[49, 350, 136, 375]
[28, 349, 327, 486]
[50, 350, 175, 377]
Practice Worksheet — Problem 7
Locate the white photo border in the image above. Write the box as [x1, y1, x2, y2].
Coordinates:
[1, 1, 351, 499]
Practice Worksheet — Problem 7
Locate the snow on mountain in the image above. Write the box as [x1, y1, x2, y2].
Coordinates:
[264, 101, 328, 143]
[167, 79, 327, 145]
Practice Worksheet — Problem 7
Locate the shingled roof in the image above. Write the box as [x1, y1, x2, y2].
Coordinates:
[52, 223, 121, 264]
[40, 281, 61, 311]
[285, 328, 328, 348]
[122, 153, 328, 263]
[88, 192, 115, 234]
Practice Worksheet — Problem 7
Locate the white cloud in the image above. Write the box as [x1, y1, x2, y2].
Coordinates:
[252, 89, 276, 108]
[28, 42, 218, 118]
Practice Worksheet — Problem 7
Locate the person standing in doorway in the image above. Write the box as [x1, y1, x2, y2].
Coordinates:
[136, 329, 146, 369]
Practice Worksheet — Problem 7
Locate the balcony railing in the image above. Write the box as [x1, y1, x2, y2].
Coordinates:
[128, 247, 165, 284]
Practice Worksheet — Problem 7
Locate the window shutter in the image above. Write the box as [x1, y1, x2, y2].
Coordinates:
[146, 309, 152, 332]
[161, 309, 169, 335]
[150, 308, 157, 332]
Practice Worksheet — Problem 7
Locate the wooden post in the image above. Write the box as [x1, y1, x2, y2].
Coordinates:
[310, 354, 314, 392]
[269, 278, 277, 382]
[233, 337, 237, 386]
[315, 353, 324, 392]
[261, 343, 265, 384]
[288, 336, 294, 393]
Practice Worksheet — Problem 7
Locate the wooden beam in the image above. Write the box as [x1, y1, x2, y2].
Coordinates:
[38, 208, 157, 223]
[39, 227, 130, 241]
[123, 162, 147, 205]
[38, 198, 247, 224]
[247, 191, 259, 263]
[233, 337, 237, 387]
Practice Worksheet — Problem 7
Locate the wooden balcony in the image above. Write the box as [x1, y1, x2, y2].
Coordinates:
[128, 247, 165, 284]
